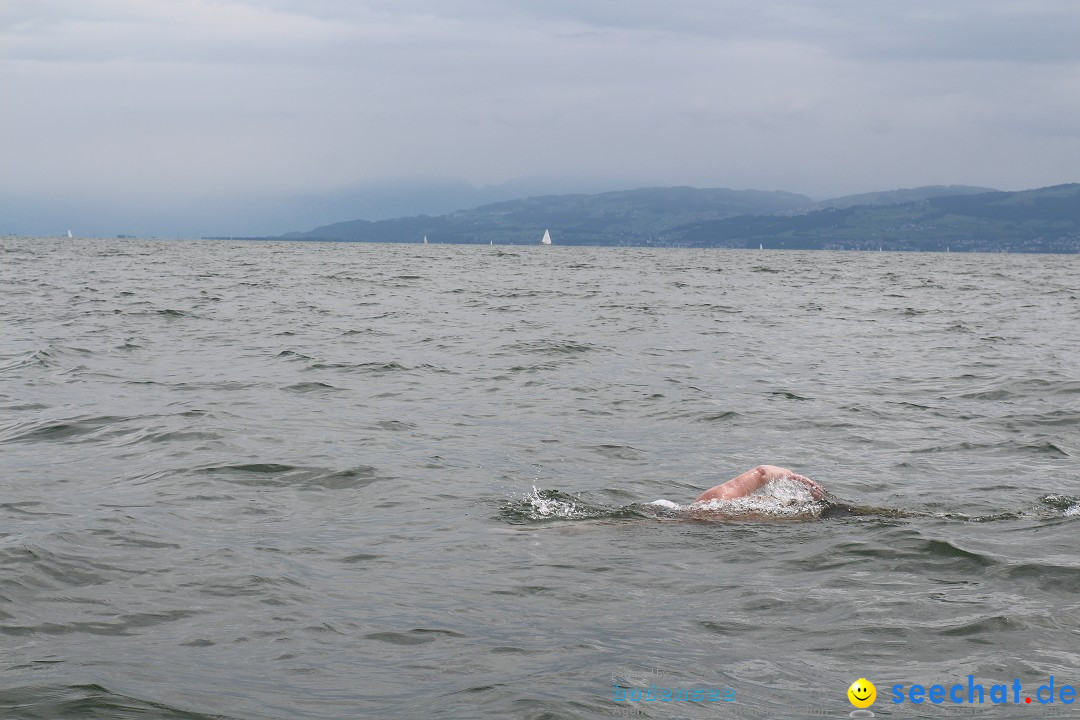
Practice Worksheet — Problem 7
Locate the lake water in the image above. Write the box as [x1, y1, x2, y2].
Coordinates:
[2, 237, 1079, 719]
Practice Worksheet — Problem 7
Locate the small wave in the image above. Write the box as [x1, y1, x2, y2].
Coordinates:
[275, 349, 313, 361]
[958, 377, 1080, 401]
[374, 419, 417, 431]
[695, 410, 740, 423]
[341, 327, 391, 336]
[0, 414, 131, 444]
[3, 610, 200, 638]
[0, 683, 236, 720]
[680, 303, 742, 314]
[490, 290, 543, 299]
[0, 351, 53, 373]
[583, 444, 647, 461]
[500, 339, 603, 356]
[0, 345, 92, 373]
[914, 439, 1069, 457]
[769, 390, 811, 401]
[916, 539, 995, 568]
[197, 463, 390, 489]
[282, 381, 341, 393]
[0, 543, 132, 592]
[308, 361, 409, 373]
[507, 362, 559, 374]
[1000, 409, 1080, 427]
[364, 628, 465, 645]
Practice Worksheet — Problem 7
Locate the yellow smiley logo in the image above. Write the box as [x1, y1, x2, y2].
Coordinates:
[847, 678, 877, 708]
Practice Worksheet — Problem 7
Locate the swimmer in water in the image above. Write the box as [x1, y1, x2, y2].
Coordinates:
[691, 466, 895, 519]
[695, 465, 825, 504]
[647, 465, 830, 521]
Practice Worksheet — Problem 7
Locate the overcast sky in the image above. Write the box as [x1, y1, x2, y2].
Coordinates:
[3, 0, 1080, 206]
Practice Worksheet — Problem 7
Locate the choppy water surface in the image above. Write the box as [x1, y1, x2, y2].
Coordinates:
[2, 237, 1079, 719]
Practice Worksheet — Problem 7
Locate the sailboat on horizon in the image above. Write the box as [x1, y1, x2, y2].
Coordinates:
[423, 235, 428, 244]
[540, 229, 552, 246]
[67, 230, 73, 238]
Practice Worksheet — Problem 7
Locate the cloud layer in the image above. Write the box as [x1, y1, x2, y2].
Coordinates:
[3, 0, 1079, 209]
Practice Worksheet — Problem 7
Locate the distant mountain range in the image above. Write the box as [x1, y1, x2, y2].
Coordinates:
[665, 184, 1080, 252]
[0, 175, 646, 239]
[282, 186, 816, 245]
[274, 183, 1080, 253]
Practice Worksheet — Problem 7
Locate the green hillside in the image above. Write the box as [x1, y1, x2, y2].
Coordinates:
[665, 185, 1080, 252]
[271, 183, 1080, 253]
[287, 187, 813, 245]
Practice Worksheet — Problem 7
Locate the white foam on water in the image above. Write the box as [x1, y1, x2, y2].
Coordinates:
[757, 476, 818, 502]
[525, 485, 581, 519]
[648, 499, 682, 510]
[1042, 494, 1080, 517]
[692, 477, 822, 517]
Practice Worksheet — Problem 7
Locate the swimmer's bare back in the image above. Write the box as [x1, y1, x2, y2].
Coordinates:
[695, 465, 825, 503]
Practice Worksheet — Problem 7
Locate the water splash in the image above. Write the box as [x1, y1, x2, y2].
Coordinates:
[526, 485, 580, 519]
[1042, 494, 1080, 517]
[755, 477, 821, 504]
[500, 487, 648, 524]
[689, 477, 825, 518]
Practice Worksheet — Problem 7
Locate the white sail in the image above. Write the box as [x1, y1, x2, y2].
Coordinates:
[540, 229, 552, 245]
[67, 230, 73, 238]
[423, 235, 428, 244]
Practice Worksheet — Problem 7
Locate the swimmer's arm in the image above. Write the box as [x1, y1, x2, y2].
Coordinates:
[695, 466, 771, 503]
[694, 465, 824, 503]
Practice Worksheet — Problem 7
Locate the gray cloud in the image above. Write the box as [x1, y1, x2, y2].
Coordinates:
[2, 0, 1078, 233]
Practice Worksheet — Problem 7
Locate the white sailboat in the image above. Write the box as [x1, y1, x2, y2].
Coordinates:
[423, 235, 428, 244]
[540, 229, 552, 246]
[67, 230, 73, 238]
